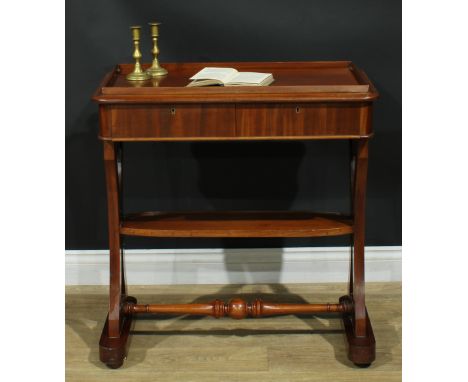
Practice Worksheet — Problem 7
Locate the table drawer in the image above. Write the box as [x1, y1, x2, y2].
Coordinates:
[108, 104, 236, 139]
[236, 103, 371, 138]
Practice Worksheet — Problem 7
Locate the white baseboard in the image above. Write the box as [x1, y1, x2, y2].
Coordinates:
[65, 246, 401, 285]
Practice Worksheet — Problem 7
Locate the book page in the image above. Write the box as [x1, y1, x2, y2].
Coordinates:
[227, 72, 272, 85]
[189, 67, 238, 83]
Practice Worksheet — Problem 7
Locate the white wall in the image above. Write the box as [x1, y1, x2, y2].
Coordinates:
[66, 246, 401, 285]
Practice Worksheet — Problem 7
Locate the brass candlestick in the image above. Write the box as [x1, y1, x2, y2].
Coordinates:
[126, 26, 150, 81]
[146, 22, 168, 77]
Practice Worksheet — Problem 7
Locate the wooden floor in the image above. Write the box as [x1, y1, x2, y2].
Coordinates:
[66, 283, 401, 382]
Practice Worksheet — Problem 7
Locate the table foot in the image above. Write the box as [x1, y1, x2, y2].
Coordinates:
[99, 296, 137, 369]
[340, 295, 376, 367]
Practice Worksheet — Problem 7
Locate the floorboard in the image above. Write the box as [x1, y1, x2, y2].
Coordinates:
[66, 283, 401, 382]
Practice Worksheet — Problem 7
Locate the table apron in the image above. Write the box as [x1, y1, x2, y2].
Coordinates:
[99, 102, 373, 140]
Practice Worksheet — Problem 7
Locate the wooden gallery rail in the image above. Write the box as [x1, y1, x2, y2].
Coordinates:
[92, 61, 379, 369]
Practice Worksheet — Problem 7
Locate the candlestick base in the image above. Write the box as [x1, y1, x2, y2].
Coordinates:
[146, 65, 168, 77]
[126, 71, 151, 81]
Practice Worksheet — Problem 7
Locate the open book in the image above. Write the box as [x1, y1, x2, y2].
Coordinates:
[187, 67, 274, 87]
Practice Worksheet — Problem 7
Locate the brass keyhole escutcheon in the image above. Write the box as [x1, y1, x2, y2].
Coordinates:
[295, 106, 300, 113]
[171, 107, 176, 115]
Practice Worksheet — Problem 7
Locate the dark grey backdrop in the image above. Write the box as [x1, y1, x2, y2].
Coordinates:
[66, 0, 401, 250]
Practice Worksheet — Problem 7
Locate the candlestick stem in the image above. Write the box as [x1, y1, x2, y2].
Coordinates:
[126, 26, 150, 81]
[146, 22, 168, 77]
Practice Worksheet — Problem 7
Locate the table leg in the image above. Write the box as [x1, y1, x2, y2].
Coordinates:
[353, 139, 368, 337]
[99, 141, 136, 369]
[116, 142, 127, 298]
[348, 140, 356, 297]
[341, 138, 375, 366]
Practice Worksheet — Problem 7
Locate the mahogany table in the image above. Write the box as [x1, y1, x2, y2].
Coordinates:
[92, 61, 379, 369]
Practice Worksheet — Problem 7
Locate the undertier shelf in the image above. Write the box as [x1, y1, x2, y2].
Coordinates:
[120, 211, 353, 238]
